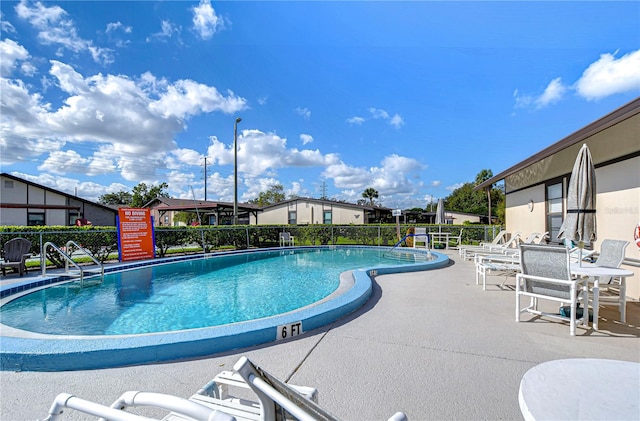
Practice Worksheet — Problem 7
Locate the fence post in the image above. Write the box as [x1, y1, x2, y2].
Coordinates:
[40, 231, 45, 275]
[245, 227, 250, 249]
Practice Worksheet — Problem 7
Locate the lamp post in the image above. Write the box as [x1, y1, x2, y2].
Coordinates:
[233, 117, 242, 225]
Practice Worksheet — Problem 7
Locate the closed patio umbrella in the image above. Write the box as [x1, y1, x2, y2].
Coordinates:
[558, 144, 597, 259]
[435, 198, 445, 224]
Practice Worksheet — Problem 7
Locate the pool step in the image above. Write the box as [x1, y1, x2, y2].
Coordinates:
[65, 267, 104, 287]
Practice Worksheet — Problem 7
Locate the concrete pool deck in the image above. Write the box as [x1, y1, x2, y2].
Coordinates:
[1, 249, 639, 420]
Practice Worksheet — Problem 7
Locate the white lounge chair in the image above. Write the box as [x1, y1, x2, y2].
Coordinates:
[412, 227, 428, 249]
[41, 391, 235, 421]
[40, 357, 408, 421]
[462, 233, 521, 261]
[475, 253, 520, 291]
[458, 229, 507, 257]
[516, 244, 588, 336]
[279, 232, 294, 247]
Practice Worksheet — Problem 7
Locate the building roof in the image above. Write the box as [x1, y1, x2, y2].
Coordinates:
[146, 197, 262, 212]
[260, 197, 392, 211]
[0, 172, 117, 213]
[475, 97, 640, 191]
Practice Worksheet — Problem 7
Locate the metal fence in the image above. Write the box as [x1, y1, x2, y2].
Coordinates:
[1, 224, 503, 270]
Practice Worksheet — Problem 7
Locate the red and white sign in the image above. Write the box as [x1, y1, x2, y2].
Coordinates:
[118, 208, 155, 262]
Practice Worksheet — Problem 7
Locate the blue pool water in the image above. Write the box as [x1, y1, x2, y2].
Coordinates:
[1, 247, 429, 336]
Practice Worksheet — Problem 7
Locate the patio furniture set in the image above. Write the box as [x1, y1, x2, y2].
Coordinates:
[462, 231, 632, 336]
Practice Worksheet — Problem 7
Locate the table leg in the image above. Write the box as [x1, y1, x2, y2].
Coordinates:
[592, 278, 600, 330]
[620, 277, 626, 323]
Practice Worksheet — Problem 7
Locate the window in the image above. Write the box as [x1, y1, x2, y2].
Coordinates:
[4, 180, 14, 188]
[546, 181, 564, 244]
[323, 210, 332, 224]
[288, 211, 297, 225]
[27, 212, 45, 226]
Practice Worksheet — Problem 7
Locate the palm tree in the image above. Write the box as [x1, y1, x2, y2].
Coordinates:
[362, 187, 379, 206]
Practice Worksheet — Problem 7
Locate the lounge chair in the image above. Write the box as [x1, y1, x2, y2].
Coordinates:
[279, 232, 294, 247]
[41, 356, 408, 421]
[589, 239, 630, 323]
[41, 391, 235, 421]
[462, 233, 521, 261]
[1, 237, 32, 276]
[458, 229, 507, 257]
[448, 228, 464, 249]
[516, 244, 587, 336]
[475, 253, 520, 291]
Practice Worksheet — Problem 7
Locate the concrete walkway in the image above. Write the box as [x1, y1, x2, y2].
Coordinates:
[1, 250, 639, 420]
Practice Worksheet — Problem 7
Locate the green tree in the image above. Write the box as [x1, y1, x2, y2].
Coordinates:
[362, 187, 379, 206]
[98, 191, 133, 205]
[249, 184, 286, 206]
[445, 169, 505, 224]
[173, 211, 198, 226]
[131, 182, 169, 207]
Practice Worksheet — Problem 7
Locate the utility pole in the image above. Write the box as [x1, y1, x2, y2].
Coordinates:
[203, 157, 208, 201]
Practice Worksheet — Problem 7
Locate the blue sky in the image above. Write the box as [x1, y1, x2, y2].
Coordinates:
[1, 1, 639, 209]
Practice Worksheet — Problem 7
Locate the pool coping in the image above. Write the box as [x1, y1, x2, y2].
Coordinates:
[0, 246, 449, 371]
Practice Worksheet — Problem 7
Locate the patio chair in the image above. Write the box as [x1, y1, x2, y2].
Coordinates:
[589, 239, 630, 322]
[41, 391, 235, 421]
[448, 228, 464, 249]
[462, 233, 521, 261]
[413, 227, 428, 248]
[279, 232, 294, 247]
[1, 237, 32, 276]
[458, 229, 507, 257]
[232, 356, 407, 421]
[516, 244, 587, 336]
[563, 239, 596, 263]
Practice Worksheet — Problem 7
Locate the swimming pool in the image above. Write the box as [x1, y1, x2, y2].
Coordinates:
[0, 246, 449, 371]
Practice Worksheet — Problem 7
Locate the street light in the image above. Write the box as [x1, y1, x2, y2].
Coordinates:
[233, 117, 242, 225]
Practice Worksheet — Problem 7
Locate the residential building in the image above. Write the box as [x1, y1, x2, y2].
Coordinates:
[254, 198, 392, 225]
[0, 173, 117, 226]
[476, 97, 640, 299]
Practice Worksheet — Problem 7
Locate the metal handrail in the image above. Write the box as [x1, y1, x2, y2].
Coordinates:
[42, 241, 84, 283]
[65, 240, 104, 281]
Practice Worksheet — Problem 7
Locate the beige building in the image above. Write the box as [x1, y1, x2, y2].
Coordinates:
[477, 98, 640, 299]
[0, 172, 117, 226]
[254, 198, 391, 225]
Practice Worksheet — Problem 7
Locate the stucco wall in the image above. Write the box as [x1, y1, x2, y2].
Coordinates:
[256, 200, 367, 225]
[506, 156, 640, 300]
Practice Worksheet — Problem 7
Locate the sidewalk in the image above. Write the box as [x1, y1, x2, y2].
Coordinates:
[1, 250, 638, 420]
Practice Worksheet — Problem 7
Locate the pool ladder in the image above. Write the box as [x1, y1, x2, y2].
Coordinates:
[42, 241, 104, 287]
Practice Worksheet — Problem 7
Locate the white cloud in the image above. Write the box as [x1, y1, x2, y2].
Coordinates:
[574, 49, 640, 100]
[514, 78, 568, 110]
[346, 116, 365, 125]
[295, 107, 311, 120]
[0, 38, 31, 76]
[106, 21, 132, 34]
[300, 134, 313, 145]
[346, 107, 404, 128]
[389, 113, 404, 129]
[207, 129, 340, 178]
[430, 180, 441, 187]
[192, 0, 225, 40]
[1, 60, 247, 181]
[446, 182, 464, 191]
[1, 12, 16, 33]
[322, 154, 424, 196]
[15, 0, 113, 65]
[11, 171, 129, 202]
[514, 49, 640, 110]
[147, 20, 181, 42]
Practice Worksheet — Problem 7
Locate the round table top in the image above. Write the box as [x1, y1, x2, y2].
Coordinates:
[519, 358, 640, 421]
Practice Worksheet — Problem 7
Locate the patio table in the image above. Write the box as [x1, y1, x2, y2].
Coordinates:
[570, 263, 634, 330]
[519, 358, 640, 421]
